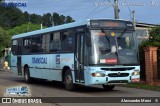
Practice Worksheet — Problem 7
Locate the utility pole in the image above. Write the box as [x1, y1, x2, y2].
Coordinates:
[114, 0, 119, 19]
[132, 10, 136, 28]
[41, 17, 43, 29]
[50, 15, 54, 27]
[41, 23, 43, 29]
[27, 16, 30, 31]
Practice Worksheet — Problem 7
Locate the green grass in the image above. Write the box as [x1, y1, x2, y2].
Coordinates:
[119, 83, 160, 91]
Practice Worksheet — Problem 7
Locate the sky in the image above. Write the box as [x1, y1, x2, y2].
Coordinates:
[6, 0, 160, 24]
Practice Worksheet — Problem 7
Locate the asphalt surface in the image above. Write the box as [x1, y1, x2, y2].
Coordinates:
[0, 70, 160, 106]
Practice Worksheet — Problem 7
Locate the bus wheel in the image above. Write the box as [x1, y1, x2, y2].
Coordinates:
[102, 85, 115, 91]
[24, 67, 32, 83]
[64, 70, 75, 91]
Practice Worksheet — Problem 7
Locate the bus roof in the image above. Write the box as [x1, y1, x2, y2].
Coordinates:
[12, 19, 132, 39]
[12, 19, 89, 39]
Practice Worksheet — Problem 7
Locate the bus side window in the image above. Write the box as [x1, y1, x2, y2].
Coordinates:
[61, 31, 74, 52]
[42, 34, 50, 53]
[22, 38, 31, 54]
[11, 39, 18, 55]
[50, 32, 61, 52]
[32, 35, 42, 53]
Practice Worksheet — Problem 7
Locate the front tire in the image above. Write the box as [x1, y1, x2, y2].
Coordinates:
[24, 67, 32, 83]
[102, 85, 115, 91]
[64, 70, 75, 91]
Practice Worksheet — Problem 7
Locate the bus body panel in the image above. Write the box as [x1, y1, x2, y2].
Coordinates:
[11, 53, 19, 75]
[11, 53, 75, 81]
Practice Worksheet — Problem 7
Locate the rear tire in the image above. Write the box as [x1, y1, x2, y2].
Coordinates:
[64, 70, 75, 91]
[24, 67, 32, 83]
[102, 85, 115, 91]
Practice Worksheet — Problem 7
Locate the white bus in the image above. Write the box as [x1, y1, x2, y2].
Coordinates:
[11, 19, 140, 91]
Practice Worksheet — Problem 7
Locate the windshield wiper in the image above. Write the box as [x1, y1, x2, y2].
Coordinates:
[100, 28, 111, 48]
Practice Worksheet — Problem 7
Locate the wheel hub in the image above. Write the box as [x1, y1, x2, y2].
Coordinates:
[25, 72, 28, 81]
[66, 75, 72, 86]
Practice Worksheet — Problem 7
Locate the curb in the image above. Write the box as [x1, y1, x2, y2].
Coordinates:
[0, 69, 12, 73]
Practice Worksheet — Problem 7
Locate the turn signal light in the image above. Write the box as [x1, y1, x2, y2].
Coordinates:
[91, 73, 105, 77]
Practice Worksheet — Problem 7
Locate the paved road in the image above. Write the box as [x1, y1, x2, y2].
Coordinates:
[0, 70, 160, 106]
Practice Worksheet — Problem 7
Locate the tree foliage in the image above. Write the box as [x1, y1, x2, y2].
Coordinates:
[42, 12, 75, 27]
[30, 13, 42, 24]
[0, 27, 10, 57]
[0, 4, 75, 30]
[8, 23, 43, 36]
[0, 6, 25, 29]
[149, 25, 160, 42]
[42, 13, 52, 27]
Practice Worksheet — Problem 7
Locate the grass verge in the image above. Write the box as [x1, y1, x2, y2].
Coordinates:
[119, 83, 160, 91]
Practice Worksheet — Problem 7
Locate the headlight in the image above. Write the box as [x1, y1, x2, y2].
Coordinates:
[91, 73, 106, 77]
[132, 71, 140, 76]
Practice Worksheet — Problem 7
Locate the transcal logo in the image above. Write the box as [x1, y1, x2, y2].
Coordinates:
[32, 57, 47, 64]
[4, 86, 31, 97]
[2, 86, 43, 103]
[0, 0, 27, 7]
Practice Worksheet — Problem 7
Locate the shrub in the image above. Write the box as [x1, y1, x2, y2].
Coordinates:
[139, 25, 160, 80]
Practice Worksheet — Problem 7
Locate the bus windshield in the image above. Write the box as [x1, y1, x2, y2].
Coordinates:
[90, 30, 139, 65]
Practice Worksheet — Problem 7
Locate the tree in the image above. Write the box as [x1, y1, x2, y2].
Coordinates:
[59, 15, 65, 24]
[52, 12, 60, 26]
[8, 23, 43, 36]
[0, 6, 42, 30]
[42, 13, 52, 27]
[65, 16, 75, 23]
[0, 6, 25, 29]
[149, 25, 160, 42]
[0, 4, 75, 29]
[23, 11, 30, 23]
[0, 27, 10, 57]
[30, 13, 42, 24]
[52, 12, 75, 26]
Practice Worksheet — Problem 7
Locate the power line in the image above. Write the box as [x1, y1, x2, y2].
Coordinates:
[92, 6, 111, 18]
[122, 0, 132, 20]
[27, 0, 92, 15]
[28, 1, 57, 5]
[84, 0, 109, 19]
[94, 6, 111, 15]
[108, 0, 114, 8]
[84, 6, 99, 19]
[59, 0, 91, 14]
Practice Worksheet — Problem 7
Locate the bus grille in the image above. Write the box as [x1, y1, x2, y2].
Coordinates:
[101, 67, 135, 71]
[108, 73, 129, 77]
[108, 80, 128, 83]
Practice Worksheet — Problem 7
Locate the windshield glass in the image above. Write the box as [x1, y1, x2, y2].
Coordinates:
[89, 30, 139, 65]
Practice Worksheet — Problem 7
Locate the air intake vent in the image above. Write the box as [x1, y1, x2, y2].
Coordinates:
[108, 80, 128, 83]
[101, 67, 135, 71]
[108, 73, 129, 77]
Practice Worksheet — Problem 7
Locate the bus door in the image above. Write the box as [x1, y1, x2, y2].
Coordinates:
[75, 33, 85, 83]
[17, 42, 22, 75]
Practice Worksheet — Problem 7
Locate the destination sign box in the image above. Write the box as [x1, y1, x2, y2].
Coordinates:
[90, 20, 134, 30]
